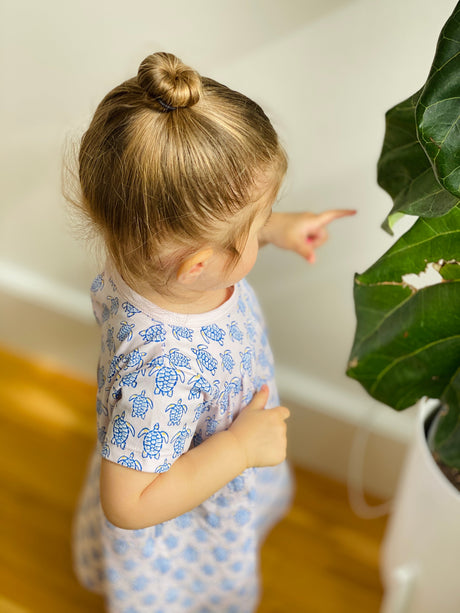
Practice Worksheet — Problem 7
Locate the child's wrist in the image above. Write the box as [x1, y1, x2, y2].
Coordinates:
[225, 428, 250, 471]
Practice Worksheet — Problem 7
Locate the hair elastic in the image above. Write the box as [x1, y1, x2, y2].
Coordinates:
[157, 97, 178, 112]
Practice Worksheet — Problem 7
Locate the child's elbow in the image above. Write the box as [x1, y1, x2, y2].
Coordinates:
[100, 496, 141, 530]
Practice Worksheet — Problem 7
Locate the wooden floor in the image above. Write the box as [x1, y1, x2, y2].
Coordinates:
[0, 345, 387, 612]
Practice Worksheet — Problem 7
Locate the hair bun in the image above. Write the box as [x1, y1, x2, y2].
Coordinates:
[138, 52, 202, 110]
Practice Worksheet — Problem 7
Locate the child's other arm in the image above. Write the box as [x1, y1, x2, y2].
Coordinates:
[259, 209, 356, 263]
[100, 386, 289, 530]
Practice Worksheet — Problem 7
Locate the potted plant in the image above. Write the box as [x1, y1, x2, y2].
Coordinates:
[346, 2, 460, 611]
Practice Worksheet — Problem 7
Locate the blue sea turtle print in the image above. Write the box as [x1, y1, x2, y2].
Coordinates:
[244, 322, 256, 342]
[171, 325, 194, 342]
[97, 365, 105, 390]
[118, 452, 142, 471]
[237, 295, 246, 314]
[118, 321, 135, 342]
[168, 348, 191, 369]
[187, 374, 212, 400]
[192, 345, 218, 376]
[200, 324, 226, 345]
[239, 348, 253, 376]
[107, 296, 119, 315]
[129, 390, 153, 419]
[165, 399, 188, 426]
[193, 400, 211, 422]
[122, 301, 141, 318]
[91, 273, 104, 292]
[138, 423, 169, 459]
[218, 382, 232, 415]
[171, 427, 192, 459]
[228, 377, 243, 396]
[108, 354, 124, 381]
[106, 327, 115, 353]
[193, 428, 204, 447]
[205, 415, 219, 437]
[119, 372, 139, 389]
[112, 411, 135, 450]
[149, 356, 186, 397]
[227, 321, 244, 343]
[102, 304, 110, 322]
[123, 349, 146, 369]
[101, 442, 110, 458]
[155, 458, 171, 473]
[96, 399, 108, 416]
[139, 323, 167, 344]
[219, 350, 235, 374]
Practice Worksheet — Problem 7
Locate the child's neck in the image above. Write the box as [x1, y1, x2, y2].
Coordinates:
[137, 284, 234, 315]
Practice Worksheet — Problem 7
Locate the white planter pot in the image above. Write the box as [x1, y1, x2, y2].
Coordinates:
[380, 399, 460, 613]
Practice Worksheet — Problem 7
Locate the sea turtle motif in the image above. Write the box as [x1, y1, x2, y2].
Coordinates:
[218, 382, 232, 415]
[97, 425, 107, 443]
[244, 321, 256, 342]
[102, 304, 110, 322]
[155, 458, 171, 473]
[139, 323, 166, 344]
[96, 399, 108, 416]
[122, 301, 141, 318]
[192, 345, 218, 376]
[118, 321, 135, 342]
[193, 400, 211, 422]
[91, 274, 104, 292]
[119, 372, 139, 389]
[112, 411, 135, 450]
[200, 324, 226, 346]
[108, 354, 124, 380]
[228, 377, 242, 396]
[97, 365, 105, 390]
[237, 295, 246, 314]
[171, 426, 192, 459]
[151, 363, 185, 397]
[129, 389, 153, 419]
[257, 349, 270, 369]
[227, 321, 244, 343]
[117, 452, 142, 471]
[168, 348, 191, 369]
[170, 325, 194, 342]
[101, 443, 110, 458]
[239, 347, 253, 376]
[123, 349, 146, 369]
[220, 350, 235, 374]
[137, 423, 169, 459]
[187, 374, 212, 400]
[165, 399, 188, 426]
[205, 415, 219, 437]
[107, 296, 119, 315]
[106, 327, 115, 353]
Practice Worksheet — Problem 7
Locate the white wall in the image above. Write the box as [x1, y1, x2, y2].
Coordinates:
[1, 0, 456, 495]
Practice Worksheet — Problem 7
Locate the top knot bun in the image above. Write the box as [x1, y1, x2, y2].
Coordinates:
[137, 52, 202, 111]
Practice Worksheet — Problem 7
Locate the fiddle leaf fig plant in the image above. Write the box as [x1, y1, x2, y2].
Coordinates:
[347, 1, 460, 472]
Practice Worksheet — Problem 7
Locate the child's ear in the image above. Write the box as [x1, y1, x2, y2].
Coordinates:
[176, 248, 214, 284]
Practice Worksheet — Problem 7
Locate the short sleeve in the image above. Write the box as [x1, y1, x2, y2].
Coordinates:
[103, 359, 209, 474]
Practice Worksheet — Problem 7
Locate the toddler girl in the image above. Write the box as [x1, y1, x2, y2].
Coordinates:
[72, 51, 354, 613]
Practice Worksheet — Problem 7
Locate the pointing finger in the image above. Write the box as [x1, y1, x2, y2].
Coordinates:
[316, 209, 357, 226]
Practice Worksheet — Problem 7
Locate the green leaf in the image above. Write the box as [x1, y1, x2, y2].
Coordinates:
[347, 205, 460, 412]
[416, 3, 460, 199]
[377, 2, 460, 233]
[434, 368, 460, 467]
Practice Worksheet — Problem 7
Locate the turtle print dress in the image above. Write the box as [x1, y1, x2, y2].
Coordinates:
[73, 263, 293, 613]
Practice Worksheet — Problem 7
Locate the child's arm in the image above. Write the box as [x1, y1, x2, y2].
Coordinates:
[259, 209, 356, 263]
[100, 386, 289, 530]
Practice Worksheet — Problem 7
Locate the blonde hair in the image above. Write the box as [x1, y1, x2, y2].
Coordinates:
[75, 52, 287, 290]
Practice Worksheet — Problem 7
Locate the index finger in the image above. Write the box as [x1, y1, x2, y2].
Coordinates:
[316, 209, 357, 226]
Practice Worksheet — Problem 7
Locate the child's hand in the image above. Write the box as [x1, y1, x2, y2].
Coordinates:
[229, 385, 290, 468]
[261, 209, 356, 263]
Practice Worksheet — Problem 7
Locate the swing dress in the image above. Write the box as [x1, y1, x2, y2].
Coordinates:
[73, 263, 293, 613]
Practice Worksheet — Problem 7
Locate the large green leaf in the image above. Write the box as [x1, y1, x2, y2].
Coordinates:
[434, 367, 460, 467]
[347, 205, 460, 414]
[416, 3, 460, 198]
[377, 2, 460, 233]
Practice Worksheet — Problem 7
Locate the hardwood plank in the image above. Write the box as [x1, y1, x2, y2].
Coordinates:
[0, 345, 386, 612]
